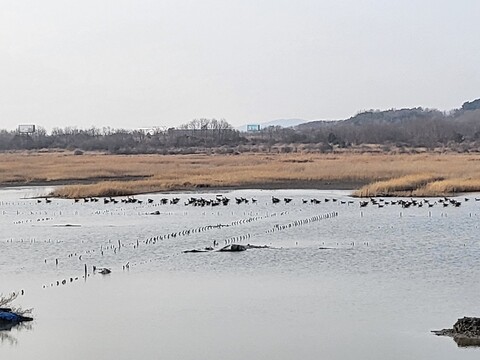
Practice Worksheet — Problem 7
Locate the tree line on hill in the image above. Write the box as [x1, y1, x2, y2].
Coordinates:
[1, 99, 480, 153]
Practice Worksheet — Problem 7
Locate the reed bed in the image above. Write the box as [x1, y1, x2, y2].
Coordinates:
[1, 152, 480, 197]
[414, 178, 480, 197]
[353, 174, 444, 197]
[355, 176, 480, 197]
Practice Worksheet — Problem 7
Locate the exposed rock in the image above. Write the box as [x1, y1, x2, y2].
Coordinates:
[453, 317, 480, 336]
[218, 244, 247, 252]
[184, 243, 273, 254]
[433, 317, 480, 347]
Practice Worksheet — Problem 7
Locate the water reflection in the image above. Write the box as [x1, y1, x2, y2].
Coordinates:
[454, 336, 480, 348]
[0, 321, 33, 345]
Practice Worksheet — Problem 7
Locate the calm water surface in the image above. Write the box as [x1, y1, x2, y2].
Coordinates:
[1, 187, 479, 359]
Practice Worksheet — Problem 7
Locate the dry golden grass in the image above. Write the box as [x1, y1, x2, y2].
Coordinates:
[355, 176, 480, 197]
[1, 151, 480, 197]
[414, 178, 480, 197]
[353, 174, 444, 197]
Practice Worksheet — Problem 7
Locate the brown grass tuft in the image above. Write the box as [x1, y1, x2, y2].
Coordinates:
[413, 178, 480, 197]
[354, 175, 480, 197]
[353, 174, 443, 197]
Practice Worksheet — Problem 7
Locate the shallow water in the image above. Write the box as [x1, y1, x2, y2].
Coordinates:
[1, 187, 480, 359]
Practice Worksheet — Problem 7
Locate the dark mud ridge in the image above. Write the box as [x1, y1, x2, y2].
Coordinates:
[433, 317, 480, 347]
[183, 244, 271, 253]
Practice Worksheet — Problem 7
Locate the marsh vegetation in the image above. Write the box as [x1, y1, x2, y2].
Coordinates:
[1, 152, 480, 197]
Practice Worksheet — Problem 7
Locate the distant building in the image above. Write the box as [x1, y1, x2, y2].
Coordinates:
[17, 124, 36, 134]
[247, 124, 261, 132]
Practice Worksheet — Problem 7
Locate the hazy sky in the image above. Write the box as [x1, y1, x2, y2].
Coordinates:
[1, 0, 479, 131]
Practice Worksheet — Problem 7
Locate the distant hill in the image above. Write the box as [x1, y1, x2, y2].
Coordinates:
[260, 118, 310, 128]
[296, 108, 446, 130]
[241, 98, 480, 132]
[462, 98, 480, 111]
[238, 118, 310, 131]
[296, 99, 480, 131]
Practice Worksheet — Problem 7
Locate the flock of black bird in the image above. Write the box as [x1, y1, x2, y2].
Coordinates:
[2, 191, 479, 296]
[359, 196, 476, 208]
[9, 193, 345, 293]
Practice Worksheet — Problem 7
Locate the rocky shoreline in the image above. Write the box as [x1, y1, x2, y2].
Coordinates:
[433, 317, 480, 347]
